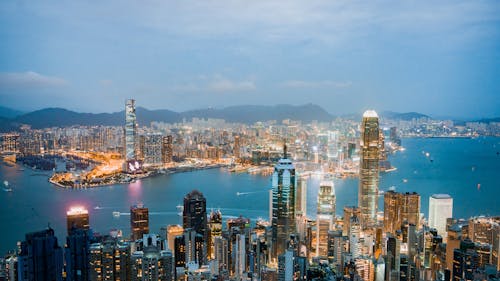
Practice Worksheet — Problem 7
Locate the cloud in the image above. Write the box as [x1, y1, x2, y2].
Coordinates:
[170, 75, 256, 93]
[0, 71, 68, 89]
[281, 80, 352, 89]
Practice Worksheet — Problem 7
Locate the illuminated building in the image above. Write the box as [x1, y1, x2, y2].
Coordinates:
[88, 237, 130, 281]
[66, 206, 90, 235]
[208, 209, 222, 259]
[0, 133, 20, 153]
[18, 228, 64, 281]
[278, 249, 294, 281]
[166, 225, 183, 253]
[233, 135, 240, 158]
[295, 176, 307, 217]
[161, 135, 173, 164]
[182, 229, 204, 266]
[383, 191, 420, 235]
[233, 234, 246, 280]
[468, 216, 500, 269]
[214, 236, 229, 270]
[271, 144, 296, 258]
[131, 234, 172, 281]
[125, 99, 137, 161]
[355, 257, 374, 281]
[316, 180, 335, 257]
[182, 190, 208, 262]
[349, 215, 362, 259]
[327, 230, 346, 271]
[358, 110, 380, 226]
[343, 206, 361, 236]
[452, 239, 479, 281]
[130, 204, 149, 241]
[142, 134, 162, 165]
[429, 194, 453, 239]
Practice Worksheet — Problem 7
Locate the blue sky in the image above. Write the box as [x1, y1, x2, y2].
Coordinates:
[0, 0, 499, 118]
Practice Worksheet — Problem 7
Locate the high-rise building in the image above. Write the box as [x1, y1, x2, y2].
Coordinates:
[358, 110, 380, 226]
[142, 134, 163, 165]
[384, 191, 420, 234]
[125, 99, 137, 161]
[343, 206, 361, 236]
[131, 234, 172, 281]
[278, 249, 294, 281]
[233, 135, 240, 159]
[88, 237, 130, 281]
[65, 228, 92, 281]
[208, 209, 222, 259]
[182, 190, 208, 254]
[161, 135, 173, 164]
[17, 228, 64, 281]
[316, 180, 335, 257]
[66, 206, 90, 235]
[271, 144, 296, 259]
[350, 215, 362, 259]
[429, 194, 453, 238]
[166, 225, 183, 253]
[452, 239, 479, 281]
[131, 204, 149, 241]
[295, 176, 307, 217]
[233, 234, 246, 280]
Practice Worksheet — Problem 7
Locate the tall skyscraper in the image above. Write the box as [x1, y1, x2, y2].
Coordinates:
[358, 110, 380, 226]
[295, 176, 307, 217]
[130, 233, 172, 281]
[429, 194, 453, 238]
[131, 204, 149, 241]
[271, 144, 296, 259]
[182, 190, 208, 262]
[208, 209, 222, 259]
[383, 191, 420, 234]
[66, 206, 90, 235]
[316, 180, 335, 257]
[18, 228, 64, 281]
[343, 206, 361, 236]
[162, 135, 173, 164]
[88, 238, 130, 281]
[166, 225, 184, 253]
[125, 99, 137, 161]
[65, 228, 92, 281]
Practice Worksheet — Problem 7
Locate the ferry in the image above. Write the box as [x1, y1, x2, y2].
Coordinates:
[3, 181, 12, 192]
[112, 211, 121, 217]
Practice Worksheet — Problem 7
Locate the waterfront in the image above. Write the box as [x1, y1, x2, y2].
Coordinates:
[0, 137, 499, 254]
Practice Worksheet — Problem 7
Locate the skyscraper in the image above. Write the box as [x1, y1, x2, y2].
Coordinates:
[131, 204, 149, 241]
[295, 176, 307, 217]
[358, 110, 380, 226]
[208, 209, 222, 259]
[271, 144, 296, 259]
[65, 228, 92, 281]
[182, 190, 208, 262]
[429, 194, 453, 238]
[66, 206, 90, 235]
[88, 238, 130, 281]
[383, 191, 420, 234]
[316, 180, 335, 257]
[125, 99, 137, 161]
[18, 228, 64, 281]
[162, 135, 173, 164]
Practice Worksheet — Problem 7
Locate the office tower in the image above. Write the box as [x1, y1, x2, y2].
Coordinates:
[375, 256, 385, 281]
[233, 234, 246, 280]
[468, 216, 500, 269]
[174, 235, 186, 268]
[65, 228, 92, 281]
[278, 249, 294, 281]
[271, 144, 297, 258]
[142, 134, 163, 165]
[166, 225, 183, 253]
[233, 135, 240, 158]
[384, 191, 421, 234]
[161, 135, 173, 164]
[130, 204, 149, 241]
[386, 235, 401, 278]
[214, 236, 229, 270]
[17, 228, 64, 281]
[350, 215, 362, 259]
[0, 133, 20, 153]
[131, 234, 172, 281]
[125, 99, 137, 161]
[429, 194, 453, 238]
[183, 229, 204, 266]
[328, 230, 345, 270]
[295, 176, 307, 217]
[208, 209, 222, 259]
[316, 180, 335, 257]
[355, 257, 374, 281]
[66, 206, 90, 235]
[452, 239, 479, 281]
[88, 237, 130, 281]
[343, 206, 361, 236]
[358, 110, 380, 226]
[183, 190, 208, 261]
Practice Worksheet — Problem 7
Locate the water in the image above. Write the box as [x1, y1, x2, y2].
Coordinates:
[1, 137, 499, 253]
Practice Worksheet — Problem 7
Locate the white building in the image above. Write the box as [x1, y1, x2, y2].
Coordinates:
[428, 194, 453, 239]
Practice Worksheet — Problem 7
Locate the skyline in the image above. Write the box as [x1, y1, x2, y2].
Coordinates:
[1, 1, 500, 119]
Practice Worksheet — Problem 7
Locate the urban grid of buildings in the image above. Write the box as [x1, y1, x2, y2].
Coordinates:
[0, 100, 499, 281]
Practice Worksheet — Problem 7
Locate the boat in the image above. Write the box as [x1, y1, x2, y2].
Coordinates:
[3, 181, 12, 192]
[112, 211, 120, 217]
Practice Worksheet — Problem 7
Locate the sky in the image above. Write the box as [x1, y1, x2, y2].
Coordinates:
[0, 1, 499, 119]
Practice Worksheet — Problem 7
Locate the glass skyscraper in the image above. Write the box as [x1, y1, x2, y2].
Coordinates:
[316, 180, 335, 257]
[125, 99, 137, 161]
[271, 144, 296, 259]
[358, 110, 380, 226]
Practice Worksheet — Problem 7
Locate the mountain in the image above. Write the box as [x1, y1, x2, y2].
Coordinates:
[0, 104, 334, 130]
[0, 106, 24, 119]
[182, 104, 333, 123]
[381, 111, 431, 120]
